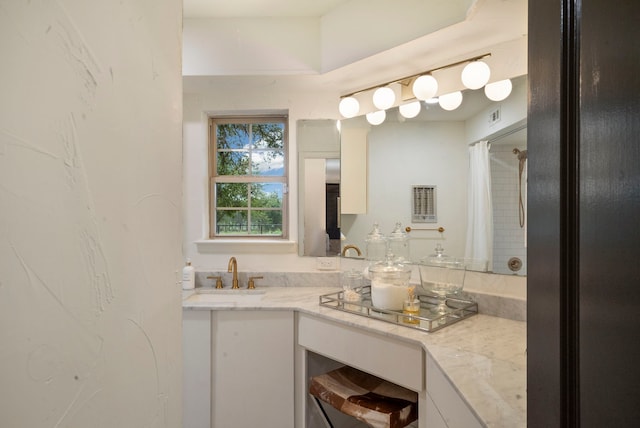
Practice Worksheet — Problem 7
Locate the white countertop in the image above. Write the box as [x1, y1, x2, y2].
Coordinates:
[183, 286, 526, 427]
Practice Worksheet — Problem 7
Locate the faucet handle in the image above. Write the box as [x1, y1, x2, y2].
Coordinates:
[206, 275, 223, 289]
[247, 276, 263, 289]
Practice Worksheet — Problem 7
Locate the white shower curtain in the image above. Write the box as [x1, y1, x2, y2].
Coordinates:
[523, 157, 527, 247]
[465, 141, 493, 270]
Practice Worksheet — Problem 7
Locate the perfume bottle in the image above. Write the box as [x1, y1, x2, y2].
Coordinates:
[403, 286, 420, 325]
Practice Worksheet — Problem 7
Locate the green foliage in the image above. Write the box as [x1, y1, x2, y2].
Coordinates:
[214, 121, 285, 236]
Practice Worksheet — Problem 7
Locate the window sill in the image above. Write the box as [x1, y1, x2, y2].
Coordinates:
[195, 239, 298, 254]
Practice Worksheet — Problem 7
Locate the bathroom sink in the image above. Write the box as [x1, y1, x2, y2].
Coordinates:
[184, 289, 266, 306]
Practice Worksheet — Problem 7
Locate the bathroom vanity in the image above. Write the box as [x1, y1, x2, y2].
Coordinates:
[182, 286, 526, 428]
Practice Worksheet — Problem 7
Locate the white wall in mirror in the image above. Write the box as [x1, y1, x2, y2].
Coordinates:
[304, 158, 329, 256]
[339, 119, 469, 261]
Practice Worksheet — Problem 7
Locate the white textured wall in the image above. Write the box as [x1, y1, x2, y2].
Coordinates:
[0, 1, 183, 427]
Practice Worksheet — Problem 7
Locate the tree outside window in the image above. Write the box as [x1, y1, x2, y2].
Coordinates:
[210, 117, 288, 238]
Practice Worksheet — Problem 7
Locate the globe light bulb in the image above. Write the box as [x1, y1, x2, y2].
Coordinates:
[399, 101, 421, 118]
[412, 75, 438, 100]
[484, 79, 513, 101]
[339, 97, 360, 118]
[372, 87, 395, 110]
[461, 61, 491, 90]
[366, 110, 386, 125]
[438, 91, 463, 111]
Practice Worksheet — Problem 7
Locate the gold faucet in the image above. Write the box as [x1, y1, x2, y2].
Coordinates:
[247, 276, 263, 290]
[228, 256, 239, 289]
[206, 275, 223, 289]
[341, 244, 362, 257]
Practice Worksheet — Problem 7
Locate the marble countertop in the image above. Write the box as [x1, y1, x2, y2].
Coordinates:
[183, 286, 526, 427]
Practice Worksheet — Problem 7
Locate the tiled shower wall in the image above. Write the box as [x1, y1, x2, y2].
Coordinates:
[490, 144, 527, 276]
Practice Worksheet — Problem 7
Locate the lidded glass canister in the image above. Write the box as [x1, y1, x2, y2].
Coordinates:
[388, 222, 410, 263]
[369, 255, 412, 310]
[365, 222, 387, 265]
[425, 243, 450, 266]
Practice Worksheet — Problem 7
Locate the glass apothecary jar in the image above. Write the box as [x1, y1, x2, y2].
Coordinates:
[365, 222, 387, 265]
[369, 256, 412, 311]
[388, 222, 410, 263]
[424, 243, 449, 266]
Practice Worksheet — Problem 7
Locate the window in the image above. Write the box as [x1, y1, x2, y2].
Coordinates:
[209, 116, 288, 239]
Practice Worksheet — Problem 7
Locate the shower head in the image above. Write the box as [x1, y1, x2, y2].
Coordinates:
[513, 148, 528, 161]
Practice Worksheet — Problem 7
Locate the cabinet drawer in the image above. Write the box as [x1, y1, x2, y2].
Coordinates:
[298, 313, 423, 391]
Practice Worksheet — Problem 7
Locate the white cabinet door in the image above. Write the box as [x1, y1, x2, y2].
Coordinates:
[426, 354, 483, 428]
[340, 127, 368, 214]
[212, 310, 294, 428]
[425, 393, 448, 428]
[183, 310, 212, 428]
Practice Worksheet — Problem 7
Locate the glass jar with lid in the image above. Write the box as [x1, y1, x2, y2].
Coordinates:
[419, 245, 466, 315]
[387, 222, 410, 263]
[369, 255, 412, 310]
[365, 222, 387, 265]
[424, 243, 449, 266]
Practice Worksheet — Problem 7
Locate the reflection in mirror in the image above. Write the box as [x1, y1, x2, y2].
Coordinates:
[297, 120, 340, 257]
[297, 77, 527, 275]
[325, 159, 341, 255]
[485, 125, 527, 275]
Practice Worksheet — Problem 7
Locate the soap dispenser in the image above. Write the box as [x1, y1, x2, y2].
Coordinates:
[182, 258, 195, 290]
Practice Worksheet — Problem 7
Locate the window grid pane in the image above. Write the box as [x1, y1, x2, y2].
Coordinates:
[210, 117, 287, 238]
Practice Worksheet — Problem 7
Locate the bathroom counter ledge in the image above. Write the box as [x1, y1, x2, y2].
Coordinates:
[183, 286, 526, 427]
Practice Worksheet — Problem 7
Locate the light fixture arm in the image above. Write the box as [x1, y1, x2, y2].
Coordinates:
[339, 52, 491, 99]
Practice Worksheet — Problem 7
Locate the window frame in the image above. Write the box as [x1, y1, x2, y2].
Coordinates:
[208, 115, 289, 240]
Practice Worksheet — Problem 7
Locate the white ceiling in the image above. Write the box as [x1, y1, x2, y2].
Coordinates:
[184, 0, 351, 18]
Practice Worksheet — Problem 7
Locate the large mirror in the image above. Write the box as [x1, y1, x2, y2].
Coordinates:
[298, 76, 527, 276]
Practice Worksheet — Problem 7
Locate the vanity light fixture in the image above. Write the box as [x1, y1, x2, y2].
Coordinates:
[398, 101, 422, 119]
[337, 52, 510, 121]
[339, 96, 360, 118]
[484, 79, 513, 101]
[366, 110, 386, 125]
[461, 60, 491, 90]
[438, 91, 463, 111]
[412, 74, 438, 100]
[372, 86, 396, 110]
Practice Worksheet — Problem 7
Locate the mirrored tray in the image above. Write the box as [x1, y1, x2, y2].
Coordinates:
[319, 286, 478, 333]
